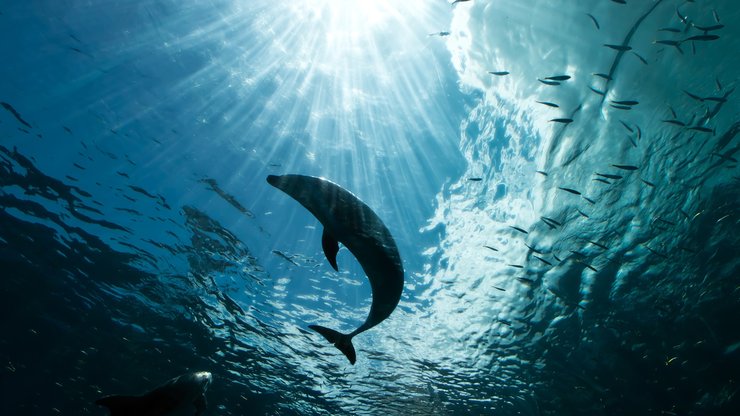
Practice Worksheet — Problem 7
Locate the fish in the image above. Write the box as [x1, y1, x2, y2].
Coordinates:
[577, 209, 590, 218]
[538, 79, 561, 86]
[683, 90, 704, 101]
[683, 34, 720, 42]
[540, 217, 559, 229]
[68, 46, 93, 58]
[536, 170, 549, 177]
[582, 196, 596, 204]
[688, 126, 714, 134]
[273, 250, 300, 266]
[604, 44, 632, 51]
[693, 24, 724, 32]
[489, 71, 510, 76]
[668, 106, 678, 118]
[662, 119, 686, 126]
[712, 9, 720, 24]
[524, 243, 543, 254]
[536, 101, 559, 108]
[610, 104, 632, 110]
[267, 174, 404, 364]
[545, 75, 571, 81]
[517, 277, 535, 286]
[541, 216, 562, 227]
[692, 211, 704, 222]
[643, 245, 668, 259]
[711, 152, 739, 163]
[586, 13, 600, 30]
[509, 225, 529, 234]
[715, 121, 740, 152]
[553, 254, 562, 262]
[596, 173, 623, 180]
[558, 187, 581, 195]
[593, 73, 613, 80]
[493, 286, 506, 291]
[541, 220, 557, 230]
[641, 179, 656, 187]
[588, 240, 608, 250]
[508, 264, 524, 269]
[611, 100, 639, 106]
[611, 164, 639, 170]
[654, 40, 684, 54]
[656, 217, 676, 226]
[620, 120, 634, 132]
[636, 126, 642, 140]
[612, 0, 626, 4]
[468, 177, 483, 181]
[589, 86, 606, 96]
[484, 245, 499, 252]
[631, 51, 648, 65]
[583, 263, 598, 272]
[428, 31, 450, 37]
[676, 8, 689, 25]
[550, 118, 573, 124]
[534, 256, 553, 266]
[95, 371, 212, 416]
[451, 0, 471, 4]
[658, 27, 681, 33]
[1, 102, 33, 129]
[593, 178, 611, 184]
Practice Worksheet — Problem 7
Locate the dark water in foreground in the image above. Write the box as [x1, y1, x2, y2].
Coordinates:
[2, 0, 740, 415]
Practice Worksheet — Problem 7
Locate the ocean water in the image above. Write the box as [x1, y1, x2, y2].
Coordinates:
[1, 0, 738, 415]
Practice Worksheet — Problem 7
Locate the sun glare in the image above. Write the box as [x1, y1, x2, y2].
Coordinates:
[330, 1, 393, 30]
[216, 0, 457, 193]
[302, 0, 408, 31]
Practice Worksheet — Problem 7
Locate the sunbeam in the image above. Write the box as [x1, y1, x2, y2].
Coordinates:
[158, 0, 470, 240]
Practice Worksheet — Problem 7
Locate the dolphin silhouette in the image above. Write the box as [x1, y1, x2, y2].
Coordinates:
[267, 174, 404, 364]
[95, 371, 212, 416]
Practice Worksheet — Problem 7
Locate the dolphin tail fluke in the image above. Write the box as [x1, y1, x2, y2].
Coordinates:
[308, 325, 356, 365]
[95, 395, 143, 416]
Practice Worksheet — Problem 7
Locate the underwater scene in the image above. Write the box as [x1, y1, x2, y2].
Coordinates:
[1, 0, 738, 415]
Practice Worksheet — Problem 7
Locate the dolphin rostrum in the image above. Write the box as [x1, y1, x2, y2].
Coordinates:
[95, 371, 212, 416]
[267, 174, 404, 365]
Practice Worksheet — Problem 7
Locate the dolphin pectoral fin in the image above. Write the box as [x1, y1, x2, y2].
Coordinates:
[321, 228, 340, 271]
[309, 325, 356, 365]
[95, 395, 142, 416]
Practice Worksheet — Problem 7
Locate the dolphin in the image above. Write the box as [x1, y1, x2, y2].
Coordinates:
[95, 371, 212, 416]
[267, 174, 404, 365]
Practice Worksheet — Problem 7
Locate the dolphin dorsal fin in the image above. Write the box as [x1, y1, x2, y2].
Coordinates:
[322, 228, 339, 271]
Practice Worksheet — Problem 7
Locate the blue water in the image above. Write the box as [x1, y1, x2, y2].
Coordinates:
[1, 0, 738, 415]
